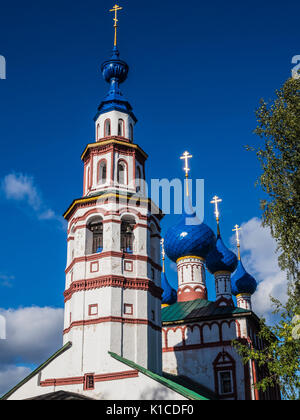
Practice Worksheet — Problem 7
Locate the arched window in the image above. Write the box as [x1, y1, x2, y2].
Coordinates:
[150, 225, 157, 262]
[96, 123, 100, 141]
[117, 161, 127, 185]
[118, 119, 125, 137]
[98, 160, 107, 184]
[87, 167, 91, 190]
[129, 124, 133, 141]
[121, 218, 135, 253]
[136, 166, 142, 192]
[88, 220, 103, 254]
[104, 119, 111, 137]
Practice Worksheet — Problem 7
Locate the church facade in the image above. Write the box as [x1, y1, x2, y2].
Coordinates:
[2, 8, 281, 401]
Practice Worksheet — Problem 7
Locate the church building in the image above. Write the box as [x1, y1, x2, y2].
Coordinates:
[1, 5, 281, 401]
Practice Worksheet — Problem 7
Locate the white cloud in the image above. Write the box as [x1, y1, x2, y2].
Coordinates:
[231, 217, 288, 322]
[1, 173, 64, 227]
[0, 365, 32, 397]
[0, 306, 64, 396]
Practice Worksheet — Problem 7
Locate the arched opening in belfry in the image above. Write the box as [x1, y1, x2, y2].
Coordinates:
[117, 160, 127, 185]
[136, 166, 142, 192]
[88, 218, 104, 254]
[118, 119, 125, 137]
[98, 160, 107, 184]
[121, 216, 135, 253]
[129, 123, 133, 141]
[97, 123, 100, 140]
[104, 119, 111, 137]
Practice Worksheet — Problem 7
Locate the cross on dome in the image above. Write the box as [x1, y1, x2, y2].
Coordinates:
[210, 195, 222, 235]
[109, 4, 123, 47]
[233, 224, 242, 260]
[180, 151, 192, 197]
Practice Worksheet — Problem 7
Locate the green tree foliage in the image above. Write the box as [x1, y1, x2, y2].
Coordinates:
[254, 77, 300, 281]
[234, 78, 300, 400]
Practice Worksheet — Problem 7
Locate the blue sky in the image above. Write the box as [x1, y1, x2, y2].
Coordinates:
[0, 0, 298, 312]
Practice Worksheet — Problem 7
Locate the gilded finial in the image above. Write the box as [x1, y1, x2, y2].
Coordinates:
[161, 238, 166, 273]
[180, 151, 193, 196]
[211, 195, 222, 236]
[109, 4, 123, 47]
[233, 224, 242, 260]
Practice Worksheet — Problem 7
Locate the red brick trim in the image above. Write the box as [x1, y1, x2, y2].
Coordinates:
[88, 304, 98, 316]
[177, 285, 207, 302]
[162, 319, 242, 350]
[63, 316, 161, 335]
[124, 303, 133, 315]
[213, 351, 238, 400]
[40, 370, 139, 388]
[124, 260, 133, 272]
[65, 252, 161, 274]
[64, 275, 162, 302]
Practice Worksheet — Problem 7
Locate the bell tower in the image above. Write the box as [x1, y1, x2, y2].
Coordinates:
[62, 11, 163, 376]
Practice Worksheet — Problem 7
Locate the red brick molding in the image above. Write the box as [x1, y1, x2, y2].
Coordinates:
[63, 316, 162, 335]
[177, 285, 208, 302]
[65, 252, 162, 274]
[64, 275, 162, 302]
[40, 370, 139, 387]
[162, 319, 242, 351]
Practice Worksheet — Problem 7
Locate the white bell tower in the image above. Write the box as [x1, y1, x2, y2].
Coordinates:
[62, 39, 163, 377]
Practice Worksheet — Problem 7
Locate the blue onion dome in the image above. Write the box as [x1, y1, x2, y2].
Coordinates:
[231, 260, 257, 296]
[101, 46, 129, 85]
[164, 204, 216, 263]
[206, 234, 238, 274]
[161, 271, 177, 306]
[96, 46, 136, 121]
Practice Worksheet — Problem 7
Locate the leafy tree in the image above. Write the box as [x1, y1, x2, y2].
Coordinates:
[234, 77, 300, 400]
[254, 77, 300, 281]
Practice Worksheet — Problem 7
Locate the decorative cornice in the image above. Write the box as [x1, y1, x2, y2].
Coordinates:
[176, 256, 205, 264]
[64, 275, 163, 302]
[63, 316, 161, 335]
[81, 138, 148, 161]
[40, 370, 139, 387]
[65, 252, 162, 275]
[63, 192, 163, 221]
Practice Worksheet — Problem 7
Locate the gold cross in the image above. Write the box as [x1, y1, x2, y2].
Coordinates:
[211, 195, 222, 222]
[233, 224, 242, 260]
[180, 151, 193, 197]
[180, 151, 193, 177]
[110, 4, 123, 47]
[160, 238, 166, 272]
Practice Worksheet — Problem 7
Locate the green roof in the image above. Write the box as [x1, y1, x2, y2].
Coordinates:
[162, 299, 251, 324]
[1, 342, 72, 400]
[109, 351, 210, 400]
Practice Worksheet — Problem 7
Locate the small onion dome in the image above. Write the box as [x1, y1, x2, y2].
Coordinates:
[161, 272, 177, 306]
[164, 207, 216, 263]
[206, 235, 238, 274]
[101, 46, 129, 85]
[231, 260, 257, 296]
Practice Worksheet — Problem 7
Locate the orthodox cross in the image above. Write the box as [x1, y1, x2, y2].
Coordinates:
[110, 4, 123, 46]
[233, 224, 242, 260]
[180, 151, 193, 196]
[211, 195, 222, 235]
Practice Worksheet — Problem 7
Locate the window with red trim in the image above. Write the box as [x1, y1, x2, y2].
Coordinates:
[84, 374, 95, 390]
